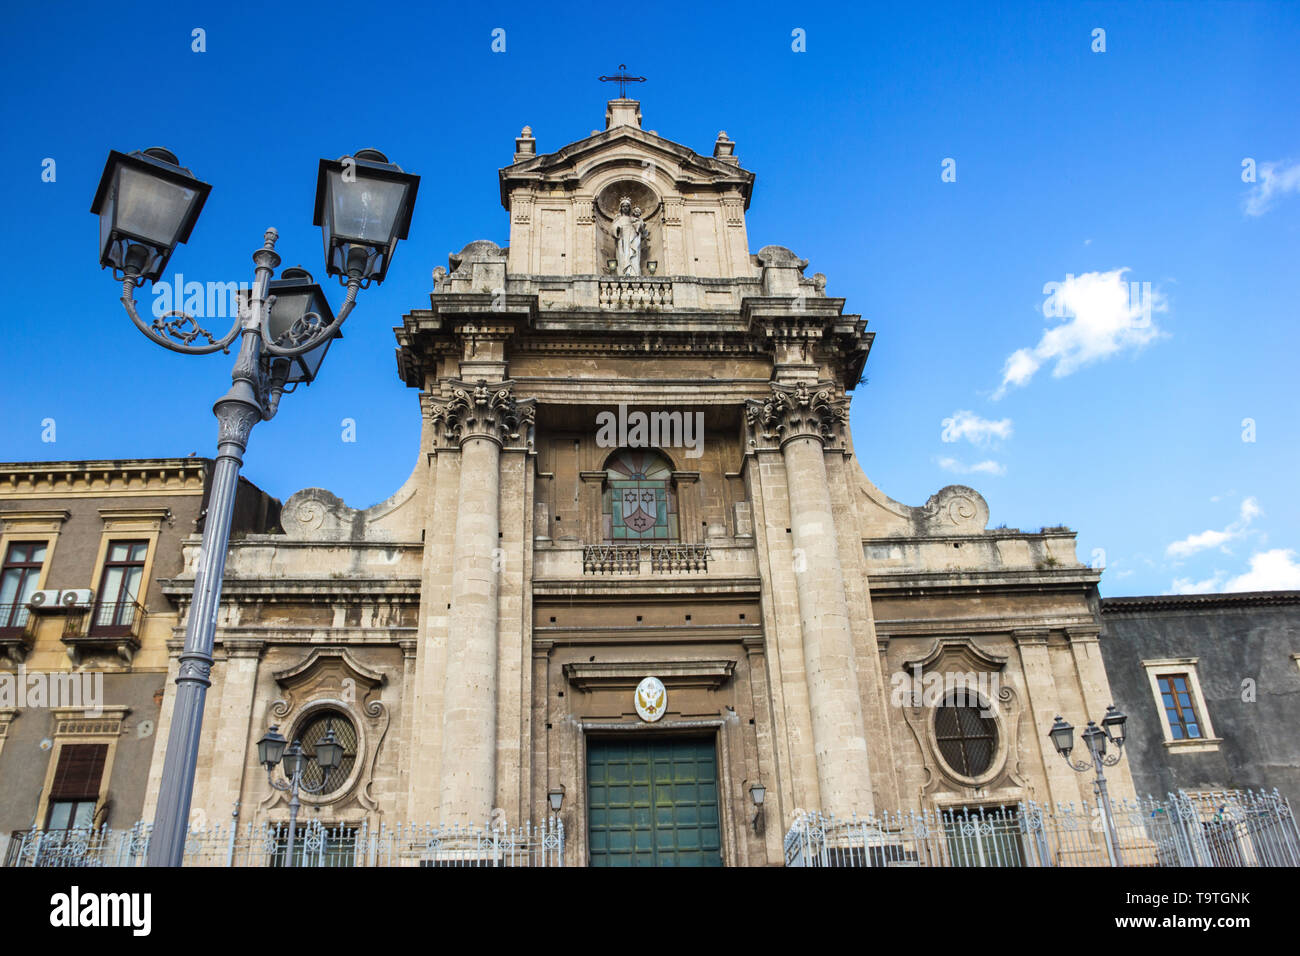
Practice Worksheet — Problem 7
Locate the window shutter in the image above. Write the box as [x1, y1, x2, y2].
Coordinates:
[50, 743, 108, 800]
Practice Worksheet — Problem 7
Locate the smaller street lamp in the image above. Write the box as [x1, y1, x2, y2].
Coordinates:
[1048, 706, 1130, 866]
[264, 267, 339, 386]
[1102, 704, 1128, 747]
[258, 723, 344, 866]
[748, 781, 767, 835]
[547, 785, 565, 815]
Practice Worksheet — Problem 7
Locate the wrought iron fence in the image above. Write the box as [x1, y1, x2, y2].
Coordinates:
[784, 789, 1300, 868]
[5, 818, 565, 868]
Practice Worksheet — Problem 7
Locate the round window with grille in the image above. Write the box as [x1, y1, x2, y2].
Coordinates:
[294, 710, 358, 796]
[934, 700, 998, 779]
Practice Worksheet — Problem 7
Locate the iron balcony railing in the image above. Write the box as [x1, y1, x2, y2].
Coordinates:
[0, 603, 38, 645]
[784, 789, 1300, 868]
[64, 600, 145, 640]
[4, 818, 566, 868]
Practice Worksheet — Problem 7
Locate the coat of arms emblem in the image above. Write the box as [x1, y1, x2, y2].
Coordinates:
[635, 676, 667, 722]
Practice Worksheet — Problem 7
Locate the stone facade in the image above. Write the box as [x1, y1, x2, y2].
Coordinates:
[143, 100, 1140, 865]
[1099, 591, 1300, 810]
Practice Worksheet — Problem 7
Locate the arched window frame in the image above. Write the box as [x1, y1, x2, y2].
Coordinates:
[600, 448, 679, 543]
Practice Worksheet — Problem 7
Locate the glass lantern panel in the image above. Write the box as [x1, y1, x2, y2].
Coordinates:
[327, 169, 406, 245]
[114, 166, 197, 247]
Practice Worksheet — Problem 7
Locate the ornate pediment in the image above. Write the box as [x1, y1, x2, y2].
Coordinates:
[272, 646, 387, 696]
[500, 124, 755, 210]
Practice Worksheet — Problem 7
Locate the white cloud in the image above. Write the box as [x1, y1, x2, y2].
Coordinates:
[1169, 549, 1300, 594]
[1244, 160, 1300, 217]
[940, 410, 1012, 445]
[1166, 497, 1260, 559]
[937, 457, 1006, 476]
[1169, 573, 1226, 595]
[1223, 549, 1300, 591]
[994, 269, 1166, 398]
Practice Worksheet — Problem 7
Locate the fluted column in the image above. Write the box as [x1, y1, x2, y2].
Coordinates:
[428, 380, 535, 825]
[748, 382, 872, 815]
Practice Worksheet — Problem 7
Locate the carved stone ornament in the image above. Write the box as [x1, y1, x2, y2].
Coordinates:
[918, 485, 990, 533]
[263, 647, 390, 813]
[893, 639, 1028, 798]
[634, 676, 667, 723]
[745, 381, 848, 449]
[426, 378, 536, 447]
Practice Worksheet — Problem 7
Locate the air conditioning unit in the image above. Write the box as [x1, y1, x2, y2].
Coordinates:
[26, 589, 62, 609]
[60, 589, 93, 608]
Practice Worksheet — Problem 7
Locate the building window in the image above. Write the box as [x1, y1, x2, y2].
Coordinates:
[45, 743, 108, 830]
[1142, 659, 1219, 750]
[0, 541, 46, 632]
[1157, 673, 1202, 740]
[602, 449, 678, 542]
[294, 710, 358, 796]
[934, 700, 997, 779]
[92, 540, 147, 634]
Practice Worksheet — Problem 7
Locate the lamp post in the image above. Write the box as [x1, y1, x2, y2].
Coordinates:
[1048, 705, 1129, 866]
[91, 146, 419, 866]
[256, 724, 345, 866]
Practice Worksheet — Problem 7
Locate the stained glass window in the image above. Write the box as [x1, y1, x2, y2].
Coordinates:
[602, 449, 678, 542]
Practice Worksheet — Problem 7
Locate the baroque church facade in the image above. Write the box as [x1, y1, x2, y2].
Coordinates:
[142, 98, 1137, 866]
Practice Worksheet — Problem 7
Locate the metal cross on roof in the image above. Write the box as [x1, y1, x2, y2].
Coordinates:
[598, 64, 647, 98]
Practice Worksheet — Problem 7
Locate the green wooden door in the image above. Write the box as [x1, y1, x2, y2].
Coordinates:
[587, 736, 723, 866]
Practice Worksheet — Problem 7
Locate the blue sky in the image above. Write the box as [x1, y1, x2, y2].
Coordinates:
[1, 0, 1296, 596]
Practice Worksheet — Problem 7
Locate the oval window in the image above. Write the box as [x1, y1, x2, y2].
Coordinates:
[934, 700, 997, 778]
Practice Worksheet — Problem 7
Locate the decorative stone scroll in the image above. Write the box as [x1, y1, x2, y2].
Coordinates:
[426, 379, 536, 448]
[745, 381, 848, 449]
[917, 485, 990, 533]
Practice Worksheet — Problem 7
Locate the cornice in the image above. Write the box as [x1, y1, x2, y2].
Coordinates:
[0, 459, 210, 499]
[1101, 590, 1300, 613]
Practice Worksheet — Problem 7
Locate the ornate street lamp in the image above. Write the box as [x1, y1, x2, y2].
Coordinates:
[258, 724, 344, 867]
[1048, 707, 1130, 866]
[92, 146, 419, 866]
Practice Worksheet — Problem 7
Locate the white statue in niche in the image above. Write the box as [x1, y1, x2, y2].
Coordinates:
[612, 196, 649, 276]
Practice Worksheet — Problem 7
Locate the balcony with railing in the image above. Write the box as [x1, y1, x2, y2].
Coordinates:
[62, 601, 145, 665]
[582, 543, 712, 575]
[0, 604, 38, 662]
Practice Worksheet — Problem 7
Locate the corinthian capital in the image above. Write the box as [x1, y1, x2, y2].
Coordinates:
[426, 379, 535, 447]
[745, 381, 848, 449]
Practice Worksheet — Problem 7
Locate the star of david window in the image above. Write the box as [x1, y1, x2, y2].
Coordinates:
[602, 449, 678, 542]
